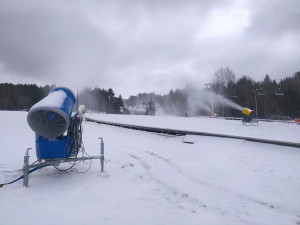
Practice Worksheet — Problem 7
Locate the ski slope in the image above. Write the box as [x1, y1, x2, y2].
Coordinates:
[0, 111, 300, 225]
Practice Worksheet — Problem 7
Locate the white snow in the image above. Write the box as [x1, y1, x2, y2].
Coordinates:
[30, 90, 67, 110]
[0, 111, 300, 225]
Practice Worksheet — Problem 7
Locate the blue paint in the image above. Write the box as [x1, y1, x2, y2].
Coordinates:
[50, 87, 76, 118]
[36, 136, 73, 159]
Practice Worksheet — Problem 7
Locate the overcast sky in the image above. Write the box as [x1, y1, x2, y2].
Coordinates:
[0, 0, 299, 97]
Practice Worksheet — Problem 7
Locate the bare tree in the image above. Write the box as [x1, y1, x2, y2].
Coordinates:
[214, 67, 236, 95]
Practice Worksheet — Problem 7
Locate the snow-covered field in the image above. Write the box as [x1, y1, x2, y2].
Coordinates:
[1, 111, 300, 225]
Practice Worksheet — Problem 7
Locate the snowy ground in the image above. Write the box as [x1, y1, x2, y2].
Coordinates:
[0, 111, 300, 225]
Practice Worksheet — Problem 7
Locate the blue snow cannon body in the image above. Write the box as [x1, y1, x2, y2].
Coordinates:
[27, 87, 79, 160]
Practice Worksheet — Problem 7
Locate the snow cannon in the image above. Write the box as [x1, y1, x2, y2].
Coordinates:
[242, 108, 254, 118]
[16, 86, 104, 188]
[242, 107, 256, 125]
[27, 87, 81, 160]
[27, 87, 76, 138]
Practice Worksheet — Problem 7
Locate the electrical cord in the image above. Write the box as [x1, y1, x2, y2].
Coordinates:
[75, 143, 92, 174]
[54, 113, 82, 172]
[53, 113, 93, 172]
[0, 165, 49, 188]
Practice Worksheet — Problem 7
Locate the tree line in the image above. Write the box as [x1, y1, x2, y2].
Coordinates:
[126, 70, 300, 119]
[0, 83, 55, 111]
[78, 87, 125, 114]
[212, 69, 300, 119]
[1, 69, 299, 119]
[0, 84, 125, 114]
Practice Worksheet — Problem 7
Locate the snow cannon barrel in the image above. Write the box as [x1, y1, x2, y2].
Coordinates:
[27, 87, 76, 138]
[242, 108, 254, 117]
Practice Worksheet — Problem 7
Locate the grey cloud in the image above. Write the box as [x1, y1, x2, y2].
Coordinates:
[0, 0, 299, 97]
[247, 0, 300, 38]
[0, 0, 113, 79]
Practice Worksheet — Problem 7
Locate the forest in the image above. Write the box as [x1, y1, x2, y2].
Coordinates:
[126, 70, 300, 119]
[0, 83, 55, 111]
[0, 69, 299, 119]
[0, 84, 125, 114]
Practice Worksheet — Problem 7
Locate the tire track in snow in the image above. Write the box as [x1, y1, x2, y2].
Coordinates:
[127, 153, 243, 221]
[143, 150, 300, 218]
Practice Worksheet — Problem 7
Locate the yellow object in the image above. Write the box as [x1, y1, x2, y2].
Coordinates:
[242, 108, 254, 117]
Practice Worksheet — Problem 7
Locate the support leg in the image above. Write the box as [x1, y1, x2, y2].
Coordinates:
[23, 148, 31, 187]
[99, 137, 104, 172]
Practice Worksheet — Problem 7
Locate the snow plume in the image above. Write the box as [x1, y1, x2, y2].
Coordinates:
[187, 94, 211, 115]
[215, 94, 243, 111]
[78, 88, 102, 113]
[186, 87, 243, 116]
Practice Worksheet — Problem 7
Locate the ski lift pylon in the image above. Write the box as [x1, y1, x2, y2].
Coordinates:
[231, 90, 238, 98]
[275, 81, 284, 96]
[256, 87, 266, 96]
[275, 88, 284, 96]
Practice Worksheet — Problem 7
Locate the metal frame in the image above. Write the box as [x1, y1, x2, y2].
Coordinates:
[23, 138, 105, 187]
[242, 119, 259, 126]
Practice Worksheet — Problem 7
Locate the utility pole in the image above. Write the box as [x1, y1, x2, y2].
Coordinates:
[255, 90, 258, 119]
[254, 88, 266, 120]
[204, 83, 214, 116]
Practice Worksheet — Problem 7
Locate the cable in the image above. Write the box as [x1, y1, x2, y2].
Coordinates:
[0, 165, 49, 188]
[53, 113, 82, 171]
[76, 160, 92, 174]
[53, 157, 77, 171]
[75, 143, 92, 173]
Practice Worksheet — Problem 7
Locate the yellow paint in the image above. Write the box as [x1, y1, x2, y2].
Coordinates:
[242, 108, 253, 117]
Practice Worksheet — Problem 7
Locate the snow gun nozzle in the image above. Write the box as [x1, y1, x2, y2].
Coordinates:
[242, 108, 254, 118]
[27, 87, 76, 138]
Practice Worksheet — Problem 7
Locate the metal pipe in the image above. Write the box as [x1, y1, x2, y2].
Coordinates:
[211, 89, 214, 116]
[23, 148, 31, 187]
[99, 137, 104, 172]
[25, 156, 102, 169]
[255, 90, 258, 119]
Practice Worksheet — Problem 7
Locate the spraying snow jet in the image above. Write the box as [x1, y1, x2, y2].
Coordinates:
[215, 94, 243, 111]
[187, 93, 211, 115]
[186, 87, 243, 116]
